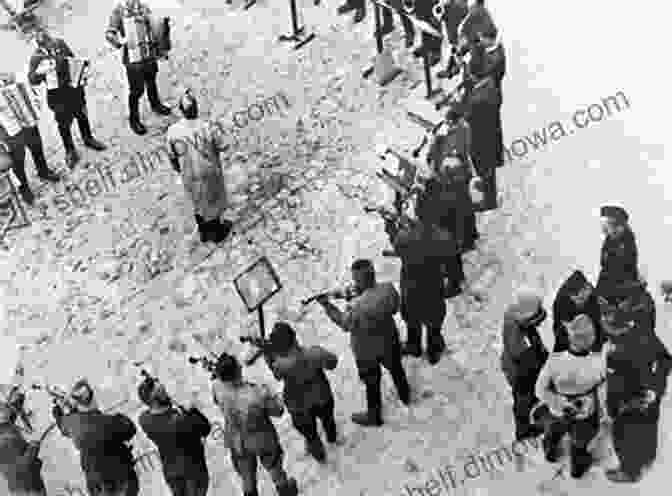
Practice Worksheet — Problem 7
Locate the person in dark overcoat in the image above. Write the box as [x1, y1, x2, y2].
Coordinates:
[268, 322, 339, 463]
[595, 205, 639, 297]
[552, 270, 604, 352]
[602, 302, 671, 483]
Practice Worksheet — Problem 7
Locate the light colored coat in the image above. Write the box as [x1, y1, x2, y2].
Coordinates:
[167, 118, 229, 221]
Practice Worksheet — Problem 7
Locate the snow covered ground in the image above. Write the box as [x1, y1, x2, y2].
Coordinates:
[1, 0, 670, 495]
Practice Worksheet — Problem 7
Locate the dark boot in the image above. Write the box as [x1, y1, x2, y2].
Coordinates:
[276, 478, 298, 496]
[337, 3, 356, 14]
[543, 434, 562, 463]
[570, 445, 592, 479]
[243, 491, 259, 496]
[426, 328, 446, 365]
[37, 168, 60, 183]
[65, 149, 80, 170]
[605, 468, 640, 483]
[128, 96, 147, 135]
[83, 137, 107, 151]
[305, 438, 327, 463]
[18, 184, 34, 205]
[147, 78, 171, 116]
[351, 410, 383, 427]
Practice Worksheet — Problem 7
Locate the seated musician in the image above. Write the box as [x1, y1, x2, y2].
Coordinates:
[106, 0, 172, 136]
[0, 71, 59, 206]
[28, 29, 106, 170]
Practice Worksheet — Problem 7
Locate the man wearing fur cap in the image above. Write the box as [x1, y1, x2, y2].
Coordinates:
[596, 205, 639, 297]
[0, 390, 47, 496]
[552, 270, 604, 353]
[500, 287, 549, 440]
[535, 314, 605, 478]
[51, 379, 139, 496]
[211, 353, 298, 496]
[602, 303, 671, 482]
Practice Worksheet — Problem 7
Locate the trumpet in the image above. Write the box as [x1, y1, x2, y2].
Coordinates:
[433, 0, 450, 21]
[402, 0, 415, 14]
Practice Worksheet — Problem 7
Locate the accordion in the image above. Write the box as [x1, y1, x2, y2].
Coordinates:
[45, 57, 90, 90]
[0, 83, 40, 134]
[123, 15, 171, 63]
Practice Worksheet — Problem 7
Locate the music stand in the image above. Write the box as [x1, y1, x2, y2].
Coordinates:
[278, 0, 316, 50]
[362, 0, 402, 85]
[233, 257, 282, 365]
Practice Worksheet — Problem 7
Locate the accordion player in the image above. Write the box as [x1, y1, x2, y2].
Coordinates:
[106, 0, 172, 135]
[29, 30, 106, 169]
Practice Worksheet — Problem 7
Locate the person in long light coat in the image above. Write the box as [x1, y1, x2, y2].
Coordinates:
[166, 91, 232, 244]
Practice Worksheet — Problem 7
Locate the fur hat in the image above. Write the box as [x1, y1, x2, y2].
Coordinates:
[600, 205, 628, 224]
[214, 352, 241, 382]
[509, 287, 544, 323]
[137, 377, 156, 405]
[269, 322, 297, 355]
[563, 270, 590, 295]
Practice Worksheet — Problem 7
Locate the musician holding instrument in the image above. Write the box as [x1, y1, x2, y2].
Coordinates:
[0, 388, 47, 496]
[51, 379, 139, 496]
[316, 259, 411, 426]
[210, 352, 299, 496]
[28, 29, 107, 170]
[138, 372, 212, 496]
[106, 0, 172, 136]
[0, 71, 60, 206]
[435, 0, 469, 79]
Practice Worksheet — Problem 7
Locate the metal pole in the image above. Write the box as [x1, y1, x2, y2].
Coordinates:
[374, 1, 383, 54]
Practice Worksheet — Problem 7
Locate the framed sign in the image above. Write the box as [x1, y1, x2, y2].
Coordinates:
[233, 257, 282, 312]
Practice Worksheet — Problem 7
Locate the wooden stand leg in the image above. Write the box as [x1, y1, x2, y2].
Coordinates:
[278, 0, 316, 50]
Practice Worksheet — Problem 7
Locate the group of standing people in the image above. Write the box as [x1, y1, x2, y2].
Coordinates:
[501, 205, 672, 483]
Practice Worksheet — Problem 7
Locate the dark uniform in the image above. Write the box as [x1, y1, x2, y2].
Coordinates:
[269, 341, 338, 462]
[0, 419, 46, 496]
[500, 294, 549, 441]
[605, 317, 671, 481]
[596, 226, 639, 297]
[52, 406, 139, 496]
[27, 35, 106, 169]
[463, 37, 505, 210]
[390, 219, 451, 363]
[423, 113, 479, 251]
[211, 378, 297, 496]
[320, 280, 410, 425]
[412, 0, 442, 63]
[106, 0, 171, 135]
[138, 407, 211, 496]
[552, 271, 604, 352]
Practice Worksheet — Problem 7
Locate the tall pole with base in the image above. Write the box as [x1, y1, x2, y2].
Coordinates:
[278, 0, 316, 50]
[362, 0, 402, 85]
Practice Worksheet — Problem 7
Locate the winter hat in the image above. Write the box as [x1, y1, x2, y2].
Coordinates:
[269, 322, 297, 355]
[600, 205, 628, 224]
[509, 287, 544, 323]
[563, 270, 590, 295]
[215, 352, 241, 382]
[565, 314, 595, 338]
